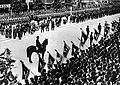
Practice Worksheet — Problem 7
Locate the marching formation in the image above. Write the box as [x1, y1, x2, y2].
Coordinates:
[0, 5, 120, 40]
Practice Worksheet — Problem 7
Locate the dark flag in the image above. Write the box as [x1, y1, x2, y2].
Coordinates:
[71, 41, 79, 57]
[81, 31, 88, 46]
[94, 29, 99, 41]
[63, 41, 70, 57]
[0, 51, 5, 56]
[20, 60, 30, 80]
[38, 54, 46, 73]
[7, 70, 17, 82]
[56, 57, 63, 65]
[47, 51, 55, 65]
[55, 49, 64, 64]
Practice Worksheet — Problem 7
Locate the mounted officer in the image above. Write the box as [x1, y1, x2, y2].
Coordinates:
[36, 36, 42, 53]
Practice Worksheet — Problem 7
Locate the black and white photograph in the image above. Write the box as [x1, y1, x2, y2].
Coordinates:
[0, 0, 120, 85]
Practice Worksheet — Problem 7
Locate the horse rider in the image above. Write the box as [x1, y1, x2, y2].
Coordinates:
[36, 36, 42, 53]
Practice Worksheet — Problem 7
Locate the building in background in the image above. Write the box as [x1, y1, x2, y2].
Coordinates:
[0, 0, 12, 13]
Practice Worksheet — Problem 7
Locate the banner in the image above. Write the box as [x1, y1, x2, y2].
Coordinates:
[63, 41, 70, 57]
[0, 4, 10, 8]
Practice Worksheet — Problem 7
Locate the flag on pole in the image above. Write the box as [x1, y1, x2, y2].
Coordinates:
[55, 49, 64, 64]
[0, 51, 5, 56]
[20, 60, 30, 80]
[47, 51, 55, 65]
[81, 31, 88, 46]
[38, 54, 46, 73]
[63, 41, 70, 57]
[71, 41, 79, 57]
[94, 29, 99, 41]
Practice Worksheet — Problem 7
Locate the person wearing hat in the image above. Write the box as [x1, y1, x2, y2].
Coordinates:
[90, 32, 93, 46]
[98, 23, 102, 34]
[86, 25, 90, 36]
[36, 36, 41, 52]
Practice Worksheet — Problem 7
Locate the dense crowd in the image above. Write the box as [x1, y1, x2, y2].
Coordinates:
[15, 16, 120, 85]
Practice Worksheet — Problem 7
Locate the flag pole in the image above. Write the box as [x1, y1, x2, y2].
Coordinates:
[30, 70, 35, 76]
[77, 37, 89, 48]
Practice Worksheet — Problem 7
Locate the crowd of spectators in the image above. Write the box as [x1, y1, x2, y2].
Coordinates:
[15, 14, 120, 85]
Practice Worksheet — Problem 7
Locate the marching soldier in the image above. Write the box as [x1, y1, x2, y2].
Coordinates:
[8, 25, 12, 39]
[18, 27, 23, 40]
[41, 23, 45, 33]
[51, 20, 55, 30]
[13, 27, 17, 39]
[46, 21, 49, 31]
[5, 26, 9, 38]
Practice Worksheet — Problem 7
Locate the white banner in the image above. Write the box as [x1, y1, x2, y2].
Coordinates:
[0, 4, 10, 8]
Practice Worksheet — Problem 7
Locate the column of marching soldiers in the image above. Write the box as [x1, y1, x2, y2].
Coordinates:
[0, 6, 119, 40]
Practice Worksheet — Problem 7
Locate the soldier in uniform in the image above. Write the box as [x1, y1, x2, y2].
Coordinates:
[36, 36, 42, 52]
[13, 27, 17, 39]
[86, 25, 90, 36]
[46, 20, 49, 31]
[41, 23, 45, 33]
[98, 23, 102, 34]
[8, 25, 12, 39]
[51, 20, 55, 30]
[0, 24, 5, 35]
[18, 27, 22, 40]
[5, 26, 9, 38]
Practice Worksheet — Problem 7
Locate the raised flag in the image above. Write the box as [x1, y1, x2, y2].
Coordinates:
[56, 56, 63, 65]
[47, 51, 55, 65]
[55, 49, 64, 64]
[0, 51, 5, 56]
[81, 31, 88, 46]
[63, 41, 70, 57]
[71, 41, 79, 57]
[94, 29, 99, 41]
[20, 60, 30, 80]
[7, 70, 17, 82]
[38, 54, 46, 73]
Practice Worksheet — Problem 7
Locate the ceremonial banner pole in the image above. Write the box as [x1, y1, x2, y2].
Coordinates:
[70, 6, 72, 16]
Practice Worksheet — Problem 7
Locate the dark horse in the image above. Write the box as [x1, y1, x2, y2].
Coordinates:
[26, 38, 48, 63]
